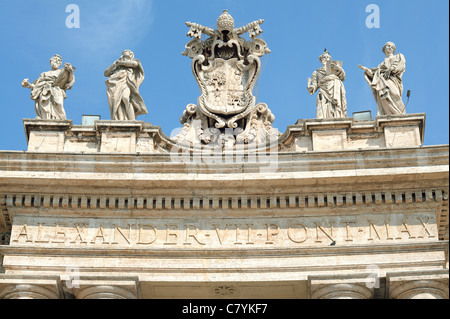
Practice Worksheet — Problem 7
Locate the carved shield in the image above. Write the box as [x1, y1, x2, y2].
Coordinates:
[199, 58, 253, 116]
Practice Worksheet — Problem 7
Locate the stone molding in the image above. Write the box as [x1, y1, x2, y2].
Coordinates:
[68, 276, 140, 299]
[0, 275, 140, 299]
[387, 270, 449, 299]
[22, 114, 426, 154]
[0, 275, 62, 299]
[75, 285, 137, 299]
[308, 274, 376, 299]
[0, 284, 59, 299]
[310, 283, 374, 299]
[2, 189, 446, 211]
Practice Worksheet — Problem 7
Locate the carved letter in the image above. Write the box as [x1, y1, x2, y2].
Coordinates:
[287, 223, 308, 243]
[417, 217, 436, 238]
[35, 223, 50, 243]
[184, 225, 206, 245]
[368, 220, 394, 241]
[341, 221, 355, 242]
[71, 224, 88, 243]
[90, 226, 108, 244]
[265, 224, 279, 244]
[314, 222, 335, 243]
[399, 221, 415, 239]
[111, 224, 133, 245]
[52, 223, 67, 243]
[13, 224, 32, 242]
[213, 224, 228, 245]
[367, 220, 382, 241]
[164, 224, 178, 245]
[137, 224, 157, 245]
[384, 219, 394, 240]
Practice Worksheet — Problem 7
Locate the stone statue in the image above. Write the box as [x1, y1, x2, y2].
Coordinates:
[104, 50, 147, 121]
[358, 42, 406, 115]
[21, 54, 75, 120]
[307, 49, 347, 119]
[174, 10, 279, 146]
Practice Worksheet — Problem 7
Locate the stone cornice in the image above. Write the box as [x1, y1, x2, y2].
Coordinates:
[1, 241, 447, 258]
[0, 145, 447, 174]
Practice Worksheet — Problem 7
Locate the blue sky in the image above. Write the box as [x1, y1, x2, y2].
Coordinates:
[0, 0, 448, 150]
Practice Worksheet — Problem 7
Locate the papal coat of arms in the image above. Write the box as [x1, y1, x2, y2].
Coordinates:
[174, 10, 280, 146]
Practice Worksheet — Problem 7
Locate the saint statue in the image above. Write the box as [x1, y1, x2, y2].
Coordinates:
[358, 41, 406, 115]
[307, 49, 347, 119]
[104, 50, 147, 121]
[21, 54, 75, 120]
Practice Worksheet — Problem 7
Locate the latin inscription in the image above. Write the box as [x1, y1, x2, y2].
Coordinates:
[10, 214, 437, 248]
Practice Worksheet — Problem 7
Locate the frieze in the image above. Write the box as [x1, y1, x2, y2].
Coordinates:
[10, 213, 438, 248]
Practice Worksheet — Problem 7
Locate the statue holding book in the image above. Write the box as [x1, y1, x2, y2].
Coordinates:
[307, 49, 347, 119]
[22, 54, 75, 120]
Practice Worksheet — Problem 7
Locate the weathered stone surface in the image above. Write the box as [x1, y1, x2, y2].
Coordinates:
[358, 41, 407, 115]
[21, 55, 75, 121]
[307, 49, 347, 119]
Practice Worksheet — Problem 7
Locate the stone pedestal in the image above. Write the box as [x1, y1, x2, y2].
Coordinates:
[282, 113, 425, 152]
[24, 119, 72, 152]
[96, 121, 144, 153]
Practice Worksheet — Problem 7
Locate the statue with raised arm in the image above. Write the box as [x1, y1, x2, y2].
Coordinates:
[307, 49, 347, 119]
[104, 50, 147, 121]
[358, 41, 406, 115]
[21, 54, 75, 120]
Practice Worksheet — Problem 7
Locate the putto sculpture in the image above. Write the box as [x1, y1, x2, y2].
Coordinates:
[174, 10, 279, 146]
[21, 54, 75, 120]
[104, 49, 147, 121]
[358, 41, 406, 115]
[307, 49, 347, 119]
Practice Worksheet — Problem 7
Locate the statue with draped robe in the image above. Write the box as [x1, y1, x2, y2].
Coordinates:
[307, 49, 347, 119]
[21, 54, 75, 120]
[104, 50, 147, 120]
[358, 41, 406, 115]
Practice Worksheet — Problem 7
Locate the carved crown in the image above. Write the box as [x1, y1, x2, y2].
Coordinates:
[217, 10, 234, 34]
